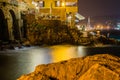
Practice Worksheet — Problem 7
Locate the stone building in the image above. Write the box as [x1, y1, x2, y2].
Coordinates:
[31, 0, 78, 26]
[0, 0, 79, 42]
[0, 0, 22, 42]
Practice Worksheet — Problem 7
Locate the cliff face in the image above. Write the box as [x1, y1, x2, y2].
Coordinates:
[18, 54, 120, 80]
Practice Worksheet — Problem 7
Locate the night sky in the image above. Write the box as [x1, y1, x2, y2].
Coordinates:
[78, 0, 120, 17]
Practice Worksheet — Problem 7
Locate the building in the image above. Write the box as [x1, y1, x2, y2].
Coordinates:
[18, 0, 80, 26]
[31, 0, 78, 26]
[0, 0, 78, 42]
[0, 0, 22, 41]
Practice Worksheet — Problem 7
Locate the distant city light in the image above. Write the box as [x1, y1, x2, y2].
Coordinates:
[106, 26, 110, 30]
[114, 22, 120, 30]
[117, 23, 120, 28]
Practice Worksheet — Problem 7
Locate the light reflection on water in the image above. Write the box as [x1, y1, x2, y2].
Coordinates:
[50, 45, 78, 62]
[0, 45, 120, 80]
[77, 46, 86, 57]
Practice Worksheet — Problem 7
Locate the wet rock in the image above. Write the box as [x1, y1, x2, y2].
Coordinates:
[8, 45, 15, 50]
[22, 40, 31, 47]
[78, 64, 119, 80]
[18, 54, 120, 80]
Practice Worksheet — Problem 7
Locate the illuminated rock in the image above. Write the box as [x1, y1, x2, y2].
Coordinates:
[18, 54, 120, 80]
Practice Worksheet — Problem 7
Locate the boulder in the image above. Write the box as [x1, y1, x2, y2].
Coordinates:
[18, 54, 120, 80]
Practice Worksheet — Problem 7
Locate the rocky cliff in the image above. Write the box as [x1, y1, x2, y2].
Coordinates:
[18, 54, 120, 80]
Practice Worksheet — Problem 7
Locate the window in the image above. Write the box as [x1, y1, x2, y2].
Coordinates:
[66, 2, 77, 7]
[55, 1, 60, 7]
[38, 1, 45, 7]
[32, 1, 45, 8]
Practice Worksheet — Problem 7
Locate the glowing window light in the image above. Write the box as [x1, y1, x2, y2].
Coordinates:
[57, 1, 60, 6]
[61, 2, 65, 7]
[66, 2, 77, 6]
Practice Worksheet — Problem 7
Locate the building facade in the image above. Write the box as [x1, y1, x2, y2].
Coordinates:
[0, 0, 22, 41]
[32, 0, 78, 26]
[0, 0, 78, 42]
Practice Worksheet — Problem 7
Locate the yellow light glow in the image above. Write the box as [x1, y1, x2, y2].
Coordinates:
[61, 2, 65, 7]
[50, 45, 77, 62]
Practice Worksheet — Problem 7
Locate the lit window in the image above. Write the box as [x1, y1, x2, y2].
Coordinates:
[38, 1, 45, 7]
[55, 1, 60, 7]
[66, 2, 77, 7]
[61, 2, 65, 7]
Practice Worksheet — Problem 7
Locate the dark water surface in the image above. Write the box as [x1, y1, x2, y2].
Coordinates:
[0, 45, 120, 80]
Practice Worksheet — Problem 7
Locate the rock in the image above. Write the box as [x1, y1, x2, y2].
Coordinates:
[17, 54, 120, 80]
[18, 72, 50, 80]
[23, 40, 31, 47]
[78, 64, 119, 80]
[8, 45, 15, 50]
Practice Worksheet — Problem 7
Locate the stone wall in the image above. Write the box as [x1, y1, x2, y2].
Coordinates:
[0, 2, 22, 41]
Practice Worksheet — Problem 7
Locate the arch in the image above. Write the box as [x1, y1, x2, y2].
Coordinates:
[0, 9, 9, 41]
[9, 10, 20, 40]
[21, 13, 27, 38]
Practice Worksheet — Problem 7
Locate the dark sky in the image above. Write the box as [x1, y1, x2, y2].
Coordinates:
[78, 0, 120, 17]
